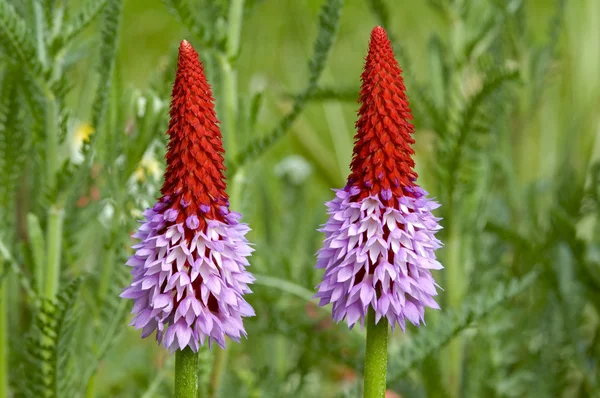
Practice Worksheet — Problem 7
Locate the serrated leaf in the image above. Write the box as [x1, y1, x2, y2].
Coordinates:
[63, 0, 109, 44]
[231, 0, 344, 173]
[388, 271, 539, 382]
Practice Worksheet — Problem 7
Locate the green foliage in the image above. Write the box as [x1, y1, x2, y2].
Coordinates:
[91, 0, 122, 132]
[164, 0, 216, 47]
[0, 68, 27, 222]
[63, 0, 109, 44]
[232, 0, 344, 173]
[1, 0, 599, 397]
[0, 0, 43, 76]
[388, 271, 539, 382]
[16, 278, 82, 398]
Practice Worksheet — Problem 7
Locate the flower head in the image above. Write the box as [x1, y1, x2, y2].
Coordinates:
[314, 27, 443, 330]
[121, 40, 255, 352]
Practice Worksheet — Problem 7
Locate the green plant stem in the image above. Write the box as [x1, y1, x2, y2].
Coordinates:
[44, 205, 64, 299]
[444, 217, 464, 396]
[209, 348, 227, 398]
[97, 232, 116, 301]
[0, 270, 7, 398]
[84, 374, 96, 398]
[206, 3, 245, 395]
[46, 94, 59, 190]
[175, 348, 199, 398]
[226, 0, 244, 59]
[364, 307, 388, 398]
[43, 88, 64, 301]
[219, 0, 244, 162]
[32, 1, 48, 69]
[218, 55, 238, 157]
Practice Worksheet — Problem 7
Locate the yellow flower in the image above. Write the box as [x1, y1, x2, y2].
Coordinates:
[75, 123, 95, 144]
[134, 155, 162, 182]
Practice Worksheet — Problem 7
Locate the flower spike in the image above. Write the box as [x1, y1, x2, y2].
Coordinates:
[315, 27, 443, 331]
[121, 40, 255, 352]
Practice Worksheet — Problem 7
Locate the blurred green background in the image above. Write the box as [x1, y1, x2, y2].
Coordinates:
[1, 0, 600, 397]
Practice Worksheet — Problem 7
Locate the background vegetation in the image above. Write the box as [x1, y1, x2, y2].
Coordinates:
[1, 0, 599, 397]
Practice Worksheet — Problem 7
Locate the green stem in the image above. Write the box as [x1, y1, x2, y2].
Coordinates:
[32, 0, 48, 69]
[97, 232, 116, 301]
[0, 270, 8, 398]
[363, 307, 388, 398]
[226, 0, 245, 59]
[43, 85, 64, 301]
[209, 348, 227, 398]
[84, 374, 96, 398]
[46, 94, 59, 191]
[206, 3, 245, 395]
[175, 348, 199, 398]
[219, 0, 245, 160]
[44, 205, 64, 299]
[218, 56, 238, 157]
[444, 218, 464, 396]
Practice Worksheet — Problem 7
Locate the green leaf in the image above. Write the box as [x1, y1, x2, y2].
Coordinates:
[297, 85, 358, 102]
[0, 0, 44, 76]
[365, 0, 393, 38]
[387, 271, 539, 382]
[231, 0, 344, 173]
[163, 0, 215, 47]
[0, 69, 27, 225]
[90, 0, 122, 133]
[18, 277, 83, 397]
[444, 67, 519, 198]
[63, 0, 109, 44]
[0, 236, 37, 303]
[254, 274, 320, 305]
[26, 213, 46, 294]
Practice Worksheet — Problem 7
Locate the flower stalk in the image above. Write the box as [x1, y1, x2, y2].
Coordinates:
[0, 272, 8, 398]
[121, 39, 255, 398]
[44, 91, 64, 301]
[44, 205, 64, 299]
[314, 26, 444, 398]
[364, 307, 388, 398]
[175, 348, 199, 398]
[209, 1, 246, 395]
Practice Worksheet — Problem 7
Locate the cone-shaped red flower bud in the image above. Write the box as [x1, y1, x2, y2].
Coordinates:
[162, 40, 229, 228]
[348, 26, 418, 205]
[122, 41, 255, 352]
[315, 27, 443, 330]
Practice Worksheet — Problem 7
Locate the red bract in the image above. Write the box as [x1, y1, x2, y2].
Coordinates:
[348, 26, 418, 206]
[161, 40, 228, 229]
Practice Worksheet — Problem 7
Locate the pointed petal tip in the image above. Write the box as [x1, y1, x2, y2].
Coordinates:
[178, 40, 198, 59]
[180, 39, 192, 49]
[369, 26, 391, 48]
[371, 26, 386, 36]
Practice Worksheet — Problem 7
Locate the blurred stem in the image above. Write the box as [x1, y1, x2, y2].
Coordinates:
[444, 217, 464, 397]
[44, 89, 64, 300]
[209, 348, 227, 398]
[97, 230, 116, 301]
[46, 94, 59, 193]
[218, 0, 245, 160]
[208, 3, 245, 395]
[218, 55, 238, 157]
[0, 270, 7, 398]
[84, 374, 96, 398]
[226, 0, 244, 59]
[175, 348, 199, 398]
[44, 205, 64, 299]
[364, 307, 388, 398]
[32, 0, 48, 69]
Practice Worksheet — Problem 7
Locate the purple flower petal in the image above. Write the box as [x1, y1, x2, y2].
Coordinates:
[314, 190, 442, 330]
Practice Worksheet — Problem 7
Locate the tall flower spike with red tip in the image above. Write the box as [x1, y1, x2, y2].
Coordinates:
[315, 27, 444, 331]
[121, 40, 255, 352]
